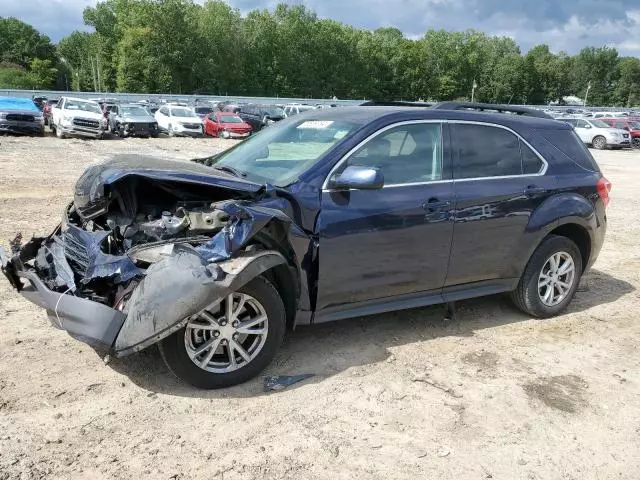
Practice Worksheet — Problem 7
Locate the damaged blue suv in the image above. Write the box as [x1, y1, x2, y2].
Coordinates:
[1, 103, 610, 388]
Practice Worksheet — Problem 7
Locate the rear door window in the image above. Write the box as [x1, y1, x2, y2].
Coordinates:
[452, 124, 524, 179]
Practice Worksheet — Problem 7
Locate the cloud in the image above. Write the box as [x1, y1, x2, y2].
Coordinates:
[4, 0, 640, 56]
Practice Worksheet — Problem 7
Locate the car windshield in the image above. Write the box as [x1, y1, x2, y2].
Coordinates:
[208, 118, 359, 186]
[170, 107, 197, 117]
[65, 100, 102, 114]
[121, 106, 148, 116]
[590, 119, 610, 128]
[631, 122, 640, 129]
[220, 115, 243, 123]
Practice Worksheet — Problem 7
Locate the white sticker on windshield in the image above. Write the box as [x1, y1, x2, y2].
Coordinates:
[297, 121, 334, 129]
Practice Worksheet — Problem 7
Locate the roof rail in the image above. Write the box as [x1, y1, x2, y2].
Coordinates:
[432, 102, 553, 119]
[360, 100, 433, 107]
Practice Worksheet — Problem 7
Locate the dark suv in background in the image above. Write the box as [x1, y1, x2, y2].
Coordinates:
[236, 103, 285, 131]
[1, 103, 610, 389]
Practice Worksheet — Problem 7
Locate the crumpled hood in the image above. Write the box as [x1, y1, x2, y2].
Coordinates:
[74, 155, 263, 218]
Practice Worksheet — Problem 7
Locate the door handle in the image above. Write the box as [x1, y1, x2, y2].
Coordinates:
[423, 198, 451, 212]
[524, 186, 547, 196]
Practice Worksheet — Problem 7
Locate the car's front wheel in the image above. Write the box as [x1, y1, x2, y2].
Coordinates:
[159, 276, 285, 389]
[511, 235, 583, 318]
[592, 135, 607, 150]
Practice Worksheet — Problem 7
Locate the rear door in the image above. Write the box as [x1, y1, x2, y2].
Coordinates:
[315, 121, 454, 311]
[445, 122, 551, 288]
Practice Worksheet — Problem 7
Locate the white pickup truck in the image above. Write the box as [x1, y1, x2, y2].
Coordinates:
[51, 97, 106, 139]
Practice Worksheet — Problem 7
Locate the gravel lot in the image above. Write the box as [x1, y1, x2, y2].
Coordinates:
[0, 134, 639, 480]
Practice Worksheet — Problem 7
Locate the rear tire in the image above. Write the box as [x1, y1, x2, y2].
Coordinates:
[511, 235, 583, 318]
[159, 276, 285, 389]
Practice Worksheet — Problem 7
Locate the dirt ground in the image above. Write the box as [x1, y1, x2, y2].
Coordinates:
[0, 133, 639, 480]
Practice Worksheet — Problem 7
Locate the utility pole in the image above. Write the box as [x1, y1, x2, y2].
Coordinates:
[471, 79, 477, 103]
[96, 56, 102, 93]
[584, 81, 592, 107]
[90, 57, 97, 92]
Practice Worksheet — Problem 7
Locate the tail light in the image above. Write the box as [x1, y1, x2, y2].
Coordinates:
[597, 177, 612, 207]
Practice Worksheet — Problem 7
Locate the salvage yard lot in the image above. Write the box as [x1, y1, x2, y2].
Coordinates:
[1, 135, 639, 480]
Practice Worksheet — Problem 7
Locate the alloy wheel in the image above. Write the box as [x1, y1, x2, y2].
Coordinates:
[537, 251, 576, 307]
[184, 292, 268, 373]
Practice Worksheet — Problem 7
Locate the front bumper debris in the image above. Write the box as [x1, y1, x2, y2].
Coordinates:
[1, 201, 294, 356]
[1, 245, 126, 347]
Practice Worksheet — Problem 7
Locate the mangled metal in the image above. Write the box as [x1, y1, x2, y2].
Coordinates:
[0, 155, 311, 357]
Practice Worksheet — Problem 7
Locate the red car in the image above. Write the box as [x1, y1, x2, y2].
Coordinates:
[204, 111, 252, 139]
[601, 117, 640, 148]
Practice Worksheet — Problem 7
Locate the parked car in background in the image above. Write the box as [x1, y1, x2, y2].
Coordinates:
[560, 118, 630, 149]
[203, 111, 252, 138]
[50, 97, 105, 139]
[108, 104, 159, 138]
[32, 96, 48, 111]
[600, 117, 640, 148]
[220, 102, 242, 113]
[1, 102, 610, 389]
[155, 104, 203, 137]
[238, 104, 285, 132]
[283, 103, 316, 117]
[194, 105, 215, 119]
[43, 99, 59, 126]
[0, 96, 45, 136]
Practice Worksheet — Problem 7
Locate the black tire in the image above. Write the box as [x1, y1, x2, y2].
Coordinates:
[159, 276, 285, 389]
[511, 235, 583, 318]
[633, 138, 640, 149]
[592, 135, 607, 150]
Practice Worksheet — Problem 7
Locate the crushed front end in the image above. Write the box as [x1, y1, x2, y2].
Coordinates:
[1, 156, 302, 357]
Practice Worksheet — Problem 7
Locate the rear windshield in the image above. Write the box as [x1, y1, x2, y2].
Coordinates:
[542, 129, 600, 172]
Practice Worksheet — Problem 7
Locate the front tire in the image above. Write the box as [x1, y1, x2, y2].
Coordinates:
[159, 276, 285, 389]
[592, 136, 607, 150]
[55, 123, 65, 139]
[511, 235, 583, 318]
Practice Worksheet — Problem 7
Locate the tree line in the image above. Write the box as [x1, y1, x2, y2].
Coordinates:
[1, 0, 640, 106]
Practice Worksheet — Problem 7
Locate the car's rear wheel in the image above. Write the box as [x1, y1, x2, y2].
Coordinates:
[159, 276, 285, 389]
[592, 135, 607, 150]
[511, 235, 583, 318]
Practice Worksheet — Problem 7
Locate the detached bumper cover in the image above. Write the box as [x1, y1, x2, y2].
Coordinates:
[1, 246, 126, 347]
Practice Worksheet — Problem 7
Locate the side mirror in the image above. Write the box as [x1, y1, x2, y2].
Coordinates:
[330, 165, 384, 190]
[584, 124, 592, 129]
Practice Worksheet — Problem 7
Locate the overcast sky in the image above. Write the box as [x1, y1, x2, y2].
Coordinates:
[4, 0, 640, 56]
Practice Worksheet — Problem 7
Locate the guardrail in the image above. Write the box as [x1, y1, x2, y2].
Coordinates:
[0, 89, 634, 111]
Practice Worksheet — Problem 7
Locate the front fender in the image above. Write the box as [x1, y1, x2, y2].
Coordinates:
[113, 248, 287, 356]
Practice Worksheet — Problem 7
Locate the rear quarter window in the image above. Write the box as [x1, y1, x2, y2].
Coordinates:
[541, 129, 600, 172]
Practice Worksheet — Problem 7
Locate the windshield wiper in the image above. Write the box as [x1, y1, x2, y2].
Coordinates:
[213, 165, 247, 177]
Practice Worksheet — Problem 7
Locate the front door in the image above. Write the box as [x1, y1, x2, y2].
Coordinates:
[315, 121, 454, 312]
